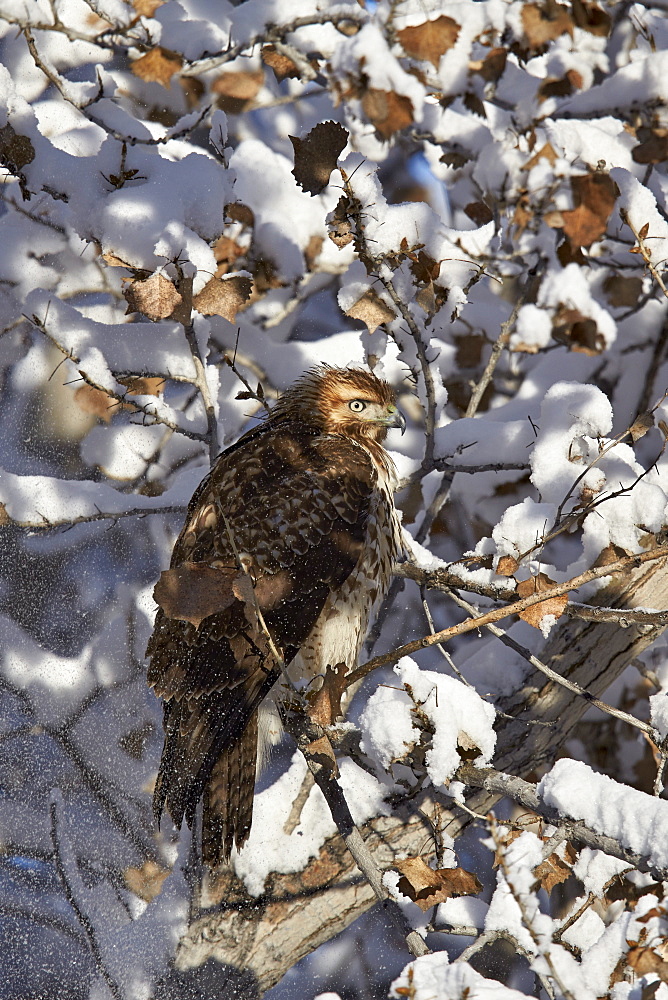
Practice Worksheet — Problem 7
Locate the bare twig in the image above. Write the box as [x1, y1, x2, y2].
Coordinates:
[621, 208, 668, 302]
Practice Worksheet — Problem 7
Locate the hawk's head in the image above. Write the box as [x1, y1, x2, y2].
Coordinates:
[272, 366, 406, 444]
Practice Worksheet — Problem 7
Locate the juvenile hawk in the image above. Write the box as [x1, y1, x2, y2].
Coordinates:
[147, 366, 405, 866]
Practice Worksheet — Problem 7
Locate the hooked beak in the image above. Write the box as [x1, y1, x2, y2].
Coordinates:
[387, 406, 407, 435]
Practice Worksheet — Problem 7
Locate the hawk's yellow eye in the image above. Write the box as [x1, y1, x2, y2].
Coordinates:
[349, 400, 367, 413]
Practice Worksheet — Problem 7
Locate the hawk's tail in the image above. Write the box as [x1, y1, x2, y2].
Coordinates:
[202, 713, 258, 868]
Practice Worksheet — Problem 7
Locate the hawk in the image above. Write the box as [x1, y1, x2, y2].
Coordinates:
[146, 366, 405, 867]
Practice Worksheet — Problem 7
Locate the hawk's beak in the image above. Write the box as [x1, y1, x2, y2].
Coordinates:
[387, 406, 407, 434]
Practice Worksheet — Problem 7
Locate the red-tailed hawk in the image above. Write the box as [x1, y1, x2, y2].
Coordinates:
[146, 366, 405, 867]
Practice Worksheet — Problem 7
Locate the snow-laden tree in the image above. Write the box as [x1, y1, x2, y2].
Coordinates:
[2, 0, 668, 997]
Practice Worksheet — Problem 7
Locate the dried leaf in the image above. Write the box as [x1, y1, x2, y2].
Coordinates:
[212, 70, 263, 112]
[537, 72, 580, 103]
[571, 0, 611, 36]
[471, 46, 507, 83]
[262, 44, 300, 81]
[304, 234, 324, 270]
[124, 272, 182, 321]
[409, 249, 441, 285]
[193, 275, 252, 321]
[464, 201, 493, 226]
[153, 563, 240, 628]
[629, 412, 654, 443]
[561, 172, 618, 249]
[553, 306, 605, 355]
[328, 196, 355, 249]
[124, 861, 170, 902]
[521, 0, 574, 49]
[213, 235, 246, 269]
[225, 202, 255, 227]
[133, 0, 164, 15]
[493, 828, 523, 867]
[0, 123, 35, 172]
[633, 130, 668, 165]
[343, 288, 396, 334]
[497, 554, 520, 576]
[522, 142, 558, 171]
[0, 503, 11, 526]
[517, 573, 568, 630]
[463, 90, 486, 118]
[74, 384, 122, 423]
[534, 852, 571, 895]
[101, 251, 135, 268]
[397, 16, 460, 68]
[131, 47, 183, 87]
[117, 375, 164, 397]
[362, 89, 413, 140]
[396, 857, 482, 911]
[627, 945, 668, 982]
[309, 662, 349, 727]
[290, 121, 348, 196]
[602, 273, 643, 308]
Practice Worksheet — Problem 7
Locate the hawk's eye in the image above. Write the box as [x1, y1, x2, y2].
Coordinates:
[348, 399, 367, 413]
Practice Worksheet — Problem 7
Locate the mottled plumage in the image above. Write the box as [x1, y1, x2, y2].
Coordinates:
[146, 366, 404, 866]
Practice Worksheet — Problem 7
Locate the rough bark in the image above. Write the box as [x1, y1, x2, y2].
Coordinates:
[168, 554, 668, 996]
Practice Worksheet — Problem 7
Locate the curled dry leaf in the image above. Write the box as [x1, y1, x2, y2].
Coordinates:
[632, 129, 668, 165]
[497, 554, 520, 577]
[124, 272, 182, 321]
[131, 47, 183, 87]
[124, 860, 170, 903]
[627, 945, 668, 983]
[395, 856, 482, 911]
[328, 196, 355, 249]
[154, 563, 241, 629]
[262, 44, 300, 82]
[561, 172, 618, 249]
[343, 288, 396, 335]
[362, 89, 413, 140]
[629, 411, 654, 443]
[0, 123, 35, 172]
[193, 275, 252, 322]
[74, 384, 124, 423]
[397, 16, 460, 69]
[117, 375, 164, 397]
[521, 0, 574, 49]
[470, 46, 507, 83]
[533, 852, 572, 895]
[290, 121, 349, 196]
[522, 142, 558, 171]
[308, 661, 348, 727]
[0, 503, 11, 526]
[517, 573, 569, 630]
[553, 306, 605, 355]
[212, 71, 263, 113]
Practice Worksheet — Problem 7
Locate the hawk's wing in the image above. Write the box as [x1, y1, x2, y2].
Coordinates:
[146, 422, 377, 864]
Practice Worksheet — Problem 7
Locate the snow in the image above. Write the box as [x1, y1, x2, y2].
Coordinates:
[390, 953, 533, 1000]
[573, 847, 632, 897]
[540, 759, 668, 869]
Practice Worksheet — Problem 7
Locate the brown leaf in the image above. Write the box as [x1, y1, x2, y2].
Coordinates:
[153, 563, 240, 628]
[627, 945, 668, 982]
[493, 828, 523, 867]
[471, 46, 507, 83]
[225, 202, 255, 227]
[521, 0, 574, 49]
[396, 857, 482, 911]
[464, 201, 493, 226]
[101, 251, 135, 268]
[534, 852, 572, 895]
[74, 384, 123, 423]
[522, 142, 558, 171]
[305, 735, 339, 777]
[308, 662, 348, 726]
[409, 249, 441, 285]
[602, 273, 643, 308]
[362, 89, 413, 140]
[212, 70, 263, 112]
[0, 503, 11, 527]
[343, 288, 396, 334]
[397, 16, 460, 68]
[561, 172, 618, 249]
[328, 196, 355, 249]
[124, 861, 170, 902]
[131, 47, 183, 87]
[497, 554, 520, 576]
[304, 235, 324, 271]
[262, 44, 300, 81]
[537, 72, 580, 103]
[117, 375, 164, 397]
[0, 123, 35, 172]
[630, 412, 654, 443]
[571, 0, 611, 36]
[133, 0, 164, 15]
[124, 272, 182, 321]
[633, 130, 668, 165]
[290, 121, 349, 196]
[517, 573, 569, 630]
[193, 275, 252, 321]
[553, 306, 605, 355]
